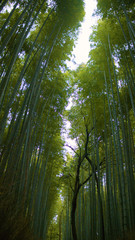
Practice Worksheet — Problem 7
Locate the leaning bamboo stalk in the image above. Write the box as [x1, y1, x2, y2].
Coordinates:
[0, 20, 59, 157]
[121, 2, 135, 38]
[0, 0, 21, 36]
[0, 0, 46, 111]
[0, 0, 35, 54]
[0, 0, 38, 109]
[103, 96, 112, 238]
[0, 0, 8, 12]
[104, 69, 124, 233]
[115, 13, 135, 66]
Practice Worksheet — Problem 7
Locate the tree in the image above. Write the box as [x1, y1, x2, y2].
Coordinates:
[58, 0, 135, 236]
[63, 108, 105, 240]
[0, 0, 135, 239]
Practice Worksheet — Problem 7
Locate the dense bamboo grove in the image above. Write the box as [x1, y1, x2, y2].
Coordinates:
[0, 1, 84, 239]
[59, 1, 135, 240]
[0, 0, 135, 240]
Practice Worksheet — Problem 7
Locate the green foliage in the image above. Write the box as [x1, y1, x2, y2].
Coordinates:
[96, 0, 135, 18]
[0, 0, 135, 240]
[55, 0, 85, 29]
[0, 1, 84, 240]
[58, 1, 135, 240]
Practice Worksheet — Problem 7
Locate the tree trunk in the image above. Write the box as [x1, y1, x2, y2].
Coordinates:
[71, 192, 78, 240]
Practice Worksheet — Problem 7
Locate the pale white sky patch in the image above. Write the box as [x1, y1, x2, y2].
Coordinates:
[67, 0, 98, 69]
[64, 0, 99, 153]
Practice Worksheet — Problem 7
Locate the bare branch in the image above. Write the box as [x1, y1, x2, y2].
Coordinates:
[79, 173, 93, 188]
[75, 137, 81, 156]
[69, 178, 74, 192]
[65, 144, 80, 157]
[80, 124, 92, 164]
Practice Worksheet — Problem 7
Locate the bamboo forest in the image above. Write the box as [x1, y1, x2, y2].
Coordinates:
[0, 0, 135, 239]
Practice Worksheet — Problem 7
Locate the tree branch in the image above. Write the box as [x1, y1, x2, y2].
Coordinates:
[65, 144, 80, 157]
[79, 172, 93, 189]
[75, 137, 81, 156]
[69, 175, 74, 192]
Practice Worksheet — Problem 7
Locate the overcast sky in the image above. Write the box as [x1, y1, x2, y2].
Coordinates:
[64, 0, 98, 153]
[66, 0, 98, 70]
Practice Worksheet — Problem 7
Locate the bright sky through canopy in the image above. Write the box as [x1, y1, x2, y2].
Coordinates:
[64, 0, 98, 153]
[67, 0, 98, 69]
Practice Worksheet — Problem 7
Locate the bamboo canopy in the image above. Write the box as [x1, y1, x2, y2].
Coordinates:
[0, 0, 135, 239]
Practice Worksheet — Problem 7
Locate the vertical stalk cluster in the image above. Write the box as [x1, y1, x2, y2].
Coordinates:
[60, 1, 135, 239]
[0, 1, 85, 239]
